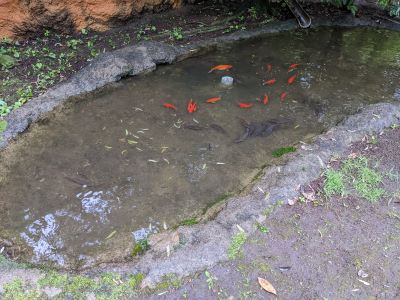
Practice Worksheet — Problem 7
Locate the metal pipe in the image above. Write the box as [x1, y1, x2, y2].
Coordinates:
[284, 0, 312, 28]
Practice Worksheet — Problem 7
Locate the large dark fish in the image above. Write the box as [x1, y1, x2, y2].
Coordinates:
[209, 124, 228, 135]
[235, 118, 291, 143]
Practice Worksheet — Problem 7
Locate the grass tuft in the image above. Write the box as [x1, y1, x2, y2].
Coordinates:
[228, 231, 247, 259]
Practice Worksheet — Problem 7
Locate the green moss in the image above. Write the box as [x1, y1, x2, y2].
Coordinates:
[2, 279, 42, 300]
[38, 271, 144, 300]
[155, 273, 181, 291]
[271, 146, 296, 158]
[131, 239, 149, 256]
[177, 218, 199, 226]
[228, 231, 247, 260]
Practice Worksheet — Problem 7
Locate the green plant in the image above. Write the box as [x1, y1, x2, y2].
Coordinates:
[0, 53, 15, 69]
[205, 271, 217, 290]
[254, 222, 269, 233]
[272, 146, 296, 157]
[131, 239, 149, 256]
[2, 279, 42, 300]
[0, 99, 11, 116]
[324, 157, 385, 202]
[66, 39, 82, 50]
[324, 0, 358, 15]
[0, 120, 7, 133]
[248, 6, 258, 20]
[228, 231, 247, 259]
[168, 27, 184, 41]
[13, 85, 33, 109]
[87, 40, 99, 58]
[324, 169, 345, 196]
[81, 28, 89, 35]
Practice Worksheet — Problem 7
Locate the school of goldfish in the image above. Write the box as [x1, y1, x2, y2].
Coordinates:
[162, 63, 299, 113]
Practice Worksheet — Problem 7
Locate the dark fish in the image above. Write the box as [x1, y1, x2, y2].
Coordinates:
[235, 118, 291, 143]
[209, 124, 227, 135]
[183, 124, 204, 131]
[64, 174, 92, 186]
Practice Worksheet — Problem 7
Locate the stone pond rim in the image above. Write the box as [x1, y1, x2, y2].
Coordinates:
[0, 14, 399, 282]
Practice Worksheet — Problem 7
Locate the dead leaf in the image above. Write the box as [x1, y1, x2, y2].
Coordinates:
[258, 277, 277, 295]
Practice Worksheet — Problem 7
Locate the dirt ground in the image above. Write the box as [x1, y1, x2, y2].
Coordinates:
[145, 128, 400, 299]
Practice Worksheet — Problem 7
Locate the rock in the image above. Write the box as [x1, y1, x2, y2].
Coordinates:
[0, 0, 183, 39]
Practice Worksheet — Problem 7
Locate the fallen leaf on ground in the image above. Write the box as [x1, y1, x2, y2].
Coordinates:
[258, 277, 277, 295]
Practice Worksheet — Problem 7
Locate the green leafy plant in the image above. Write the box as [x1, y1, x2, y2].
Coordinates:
[131, 239, 149, 256]
[168, 27, 184, 41]
[0, 53, 15, 69]
[323, 0, 358, 15]
[0, 99, 11, 116]
[66, 39, 82, 50]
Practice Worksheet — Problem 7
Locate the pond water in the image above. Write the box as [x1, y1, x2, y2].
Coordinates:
[0, 27, 399, 268]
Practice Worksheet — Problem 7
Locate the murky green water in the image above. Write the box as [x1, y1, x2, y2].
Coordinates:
[0, 27, 399, 268]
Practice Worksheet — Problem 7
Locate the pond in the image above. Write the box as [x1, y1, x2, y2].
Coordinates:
[0, 27, 399, 268]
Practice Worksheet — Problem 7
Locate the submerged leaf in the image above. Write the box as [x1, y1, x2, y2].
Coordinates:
[258, 277, 277, 295]
[127, 139, 138, 145]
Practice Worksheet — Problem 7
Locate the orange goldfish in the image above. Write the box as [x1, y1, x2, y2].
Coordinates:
[263, 94, 269, 105]
[263, 79, 276, 86]
[288, 63, 299, 71]
[206, 97, 221, 104]
[288, 74, 297, 85]
[238, 102, 253, 109]
[187, 99, 198, 113]
[266, 64, 272, 72]
[163, 103, 177, 110]
[208, 64, 233, 73]
[280, 92, 288, 101]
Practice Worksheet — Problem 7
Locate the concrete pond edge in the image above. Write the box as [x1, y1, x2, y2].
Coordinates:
[1, 13, 400, 292]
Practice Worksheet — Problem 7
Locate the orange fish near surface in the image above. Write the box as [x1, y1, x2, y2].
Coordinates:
[288, 74, 297, 85]
[208, 64, 233, 73]
[288, 63, 299, 71]
[263, 94, 269, 105]
[187, 99, 198, 113]
[266, 64, 272, 72]
[238, 102, 253, 109]
[263, 79, 276, 86]
[163, 103, 177, 110]
[280, 92, 288, 101]
[206, 97, 221, 104]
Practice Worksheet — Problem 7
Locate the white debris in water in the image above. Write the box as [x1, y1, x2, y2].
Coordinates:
[220, 76, 234, 87]
[20, 213, 66, 265]
[148, 159, 158, 163]
[79, 191, 111, 223]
